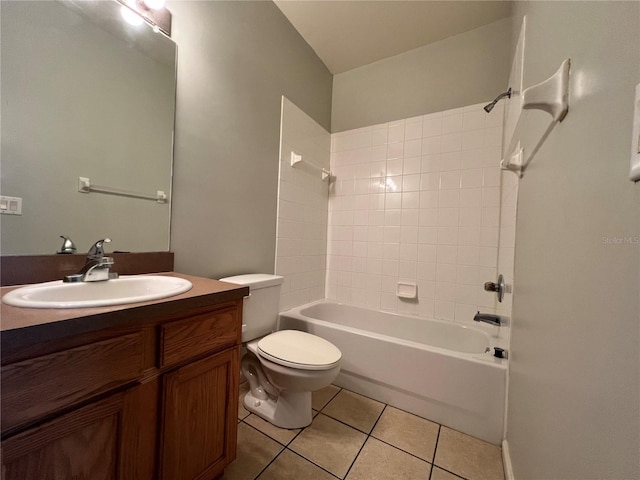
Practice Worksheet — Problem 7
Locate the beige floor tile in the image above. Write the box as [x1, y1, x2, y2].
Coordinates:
[431, 466, 464, 480]
[312, 384, 341, 411]
[434, 427, 504, 480]
[322, 389, 385, 433]
[244, 413, 301, 445]
[371, 406, 439, 462]
[257, 449, 336, 480]
[345, 437, 432, 480]
[289, 413, 367, 478]
[238, 381, 251, 420]
[222, 423, 283, 480]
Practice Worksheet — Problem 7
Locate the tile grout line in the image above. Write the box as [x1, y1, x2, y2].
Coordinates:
[371, 435, 437, 468]
[341, 404, 388, 479]
[240, 385, 481, 480]
[283, 448, 342, 480]
[318, 403, 438, 468]
[427, 426, 472, 480]
[241, 419, 338, 480]
[278, 387, 443, 478]
[238, 420, 287, 480]
[244, 386, 345, 480]
[428, 425, 442, 480]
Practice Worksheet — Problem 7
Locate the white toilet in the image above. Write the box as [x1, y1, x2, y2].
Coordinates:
[219, 274, 341, 429]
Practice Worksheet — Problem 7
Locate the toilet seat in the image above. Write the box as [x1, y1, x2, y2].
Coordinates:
[257, 330, 341, 371]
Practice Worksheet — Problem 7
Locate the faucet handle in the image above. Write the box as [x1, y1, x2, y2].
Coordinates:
[87, 238, 112, 260]
[483, 274, 505, 303]
[57, 235, 77, 254]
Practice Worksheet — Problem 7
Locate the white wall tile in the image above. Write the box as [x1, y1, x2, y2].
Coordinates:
[404, 120, 423, 141]
[437, 226, 458, 246]
[421, 154, 441, 172]
[440, 151, 462, 171]
[422, 115, 443, 137]
[483, 167, 501, 187]
[438, 207, 460, 227]
[458, 226, 481, 246]
[437, 245, 457, 264]
[421, 136, 442, 155]
[326, 103, 511, 322]
[441, 132, 462, 153]
[401, 225, 419, 243]
[440, 170, 461, 190]
[401, 207, 419, 224]
[417, 244, 437, 263]
[276, 99, 330, 310]
[388, 123, 405, 143]
[460, 168, 484, 189]
[439, 189, 460, 208]
[387, 142, 404, 160]
[462, 110, 486, 131]
[402, 174, 421, 192]
[403, 156, 422, 175]
[442, 114, 463, 134]
[461, 149, 485, 170]
[435, 300, 455, 321]
[418, 226, 438, 244]
[404, 139, 422, 158]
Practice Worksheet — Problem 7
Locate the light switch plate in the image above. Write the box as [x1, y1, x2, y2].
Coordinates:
[0, 196, 23, 215]
[630, 83, 640, 182]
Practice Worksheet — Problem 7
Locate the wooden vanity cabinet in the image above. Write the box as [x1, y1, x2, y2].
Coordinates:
[1, 295, 244, 480]
[160, 347, 239, 480]
[2, 380, 158, 480]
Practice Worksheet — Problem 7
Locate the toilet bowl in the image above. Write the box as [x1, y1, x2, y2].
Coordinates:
[219, 274, 342, 429]
[241, 330, 341, 428]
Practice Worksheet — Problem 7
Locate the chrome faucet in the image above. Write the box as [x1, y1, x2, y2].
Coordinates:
[473, 311, 508, 327]
[64, 238, 119, 283]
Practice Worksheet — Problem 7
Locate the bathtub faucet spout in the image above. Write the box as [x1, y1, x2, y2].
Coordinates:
[474, 312, 508, 326]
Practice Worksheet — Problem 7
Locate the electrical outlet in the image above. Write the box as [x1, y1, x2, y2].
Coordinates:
[0, 196, 23, 215]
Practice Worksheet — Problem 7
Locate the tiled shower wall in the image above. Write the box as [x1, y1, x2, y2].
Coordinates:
[275, 98, 331, 311]
[326, 103, 508, 327]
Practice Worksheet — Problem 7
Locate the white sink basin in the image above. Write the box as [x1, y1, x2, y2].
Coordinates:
[2, 275, 193, 309]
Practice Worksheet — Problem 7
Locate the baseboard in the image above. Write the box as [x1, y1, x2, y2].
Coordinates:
[502, 439, 515, 480]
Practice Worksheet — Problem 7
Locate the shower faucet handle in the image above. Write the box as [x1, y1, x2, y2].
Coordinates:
[484, 281, 500, 291]
[483, 274, 505, 303]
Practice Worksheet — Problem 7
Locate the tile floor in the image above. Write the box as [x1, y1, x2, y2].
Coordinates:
[224, 383, 505, 480]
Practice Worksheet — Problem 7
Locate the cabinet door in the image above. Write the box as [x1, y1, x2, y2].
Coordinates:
[160, 347, 239, 480]
[1, 380, 156, 480]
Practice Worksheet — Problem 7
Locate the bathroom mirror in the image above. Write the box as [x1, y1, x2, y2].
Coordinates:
[0, 0, 177, 255]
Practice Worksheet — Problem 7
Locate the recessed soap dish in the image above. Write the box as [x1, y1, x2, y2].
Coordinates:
[396, 282, 417, 299]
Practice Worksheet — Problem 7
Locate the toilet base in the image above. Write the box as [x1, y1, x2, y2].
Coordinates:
[243, 390, 312, 429]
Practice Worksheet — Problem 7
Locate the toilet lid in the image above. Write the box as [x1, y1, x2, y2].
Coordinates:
[257, 330, 341, 371]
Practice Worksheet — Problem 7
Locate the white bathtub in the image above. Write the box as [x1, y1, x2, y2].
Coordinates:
[278, 300, 507, 444]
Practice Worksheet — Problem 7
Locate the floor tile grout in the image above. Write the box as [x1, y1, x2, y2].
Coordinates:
[341, 403, 388, 479]
[428, 425, 442, 480]
[237, 384, 500, 480]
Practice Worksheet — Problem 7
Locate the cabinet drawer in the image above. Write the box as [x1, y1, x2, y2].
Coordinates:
[1, 332, 145, 432]
[160, 307, 239, 367]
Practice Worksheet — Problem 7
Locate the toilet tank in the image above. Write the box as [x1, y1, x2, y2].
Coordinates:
[219, 274, 283, 342]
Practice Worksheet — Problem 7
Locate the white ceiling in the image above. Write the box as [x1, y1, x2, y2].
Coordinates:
[273, 1, 512, 74]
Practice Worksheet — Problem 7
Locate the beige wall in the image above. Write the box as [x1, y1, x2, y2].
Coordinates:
[168, 1, 332, 278]
[506, 2, 640, 479]
[331, 18, 512, 133]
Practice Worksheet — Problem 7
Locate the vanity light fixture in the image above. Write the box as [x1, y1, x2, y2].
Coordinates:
[117, 0, 172, 36]
[120, 4, 144, 26]
[141, 0, 166, 10]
